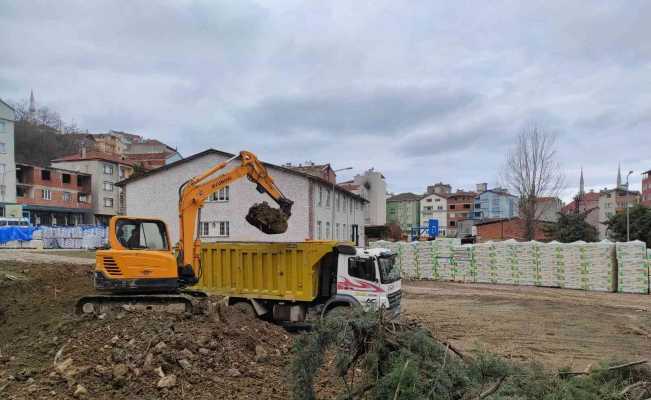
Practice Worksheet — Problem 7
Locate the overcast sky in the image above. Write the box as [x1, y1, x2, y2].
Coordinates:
[1, 1, 650, 200]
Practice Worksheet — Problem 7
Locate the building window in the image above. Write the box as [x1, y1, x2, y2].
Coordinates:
[62, 173, 71, 184]
[0, 142, 5, 153]
[63, 192, 71, 202]
[343, 224, 346, 240]
[326, 190, 331, 207]
[104, 164, 114, 175]
[326, 222, 331, 239]
[437, 206, 444, 211]
[350, 199, 353, 214]
[450, 221, 456, 227]
[200, 221, 229, 237]
[103, 181, 113, 192]
[343, 196, 347, 212]
[318, 187, 323, 207]
[104, 197, 114, 208]
[435, 198, 440, 202]
[463, 204, 470, 209]
[42, 189, 52, 200]
[317, 221, 322, 239]
[209, 186, 229, 202]
[41, 170, 51, 180]
[0, 163, 5, 174]
[336, 193, 340, 211]
[119, 167, 126, 179]
[449, 204, 456, 210]
[0, 121, 5, 132]
[336, 223, 340, 239]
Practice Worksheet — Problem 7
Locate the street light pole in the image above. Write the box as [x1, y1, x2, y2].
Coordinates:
[331, 166, 352, 240]
[626, 170, 633, 242]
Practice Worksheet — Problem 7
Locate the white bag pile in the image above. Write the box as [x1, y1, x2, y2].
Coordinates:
[35, 225, 108, 249]
[616, 241, 650, 294]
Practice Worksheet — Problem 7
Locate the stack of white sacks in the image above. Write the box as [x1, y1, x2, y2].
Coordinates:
[616, 241, 650, 294]
[32, 225, 108, 249]
[369, 238, 637, 293]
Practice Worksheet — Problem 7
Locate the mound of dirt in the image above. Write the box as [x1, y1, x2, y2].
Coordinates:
[3, 306, 293, 399]
[246, 202, 289, 234]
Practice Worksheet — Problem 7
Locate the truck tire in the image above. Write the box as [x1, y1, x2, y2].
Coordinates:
[231, 301, 256, 317]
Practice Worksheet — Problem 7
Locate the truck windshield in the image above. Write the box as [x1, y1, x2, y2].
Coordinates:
[378, 255, 400, 284]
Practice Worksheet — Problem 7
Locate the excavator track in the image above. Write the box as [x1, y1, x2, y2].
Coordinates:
[76, 292, 207, 315]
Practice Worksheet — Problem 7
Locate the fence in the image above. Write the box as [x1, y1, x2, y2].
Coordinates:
[370, 239, 650, 294]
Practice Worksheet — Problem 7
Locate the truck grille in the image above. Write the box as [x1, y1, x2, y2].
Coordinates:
[103, 257, 122, 276]
[387, 290, 401, 309]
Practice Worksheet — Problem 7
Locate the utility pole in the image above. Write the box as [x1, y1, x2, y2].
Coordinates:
[626, 170, 633, 242]
[331, 166, 352, 239]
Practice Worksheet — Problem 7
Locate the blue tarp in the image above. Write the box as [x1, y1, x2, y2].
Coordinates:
[0, 226, 36, 244]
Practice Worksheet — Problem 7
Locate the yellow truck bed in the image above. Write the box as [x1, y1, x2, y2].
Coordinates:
[197, 241, 338, 302]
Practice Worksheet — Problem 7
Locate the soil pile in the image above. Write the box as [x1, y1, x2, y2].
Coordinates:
[246, 202, 289, 234]
[2, 305, 293, 399]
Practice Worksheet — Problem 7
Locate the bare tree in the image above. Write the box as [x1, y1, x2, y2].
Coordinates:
[502, 125, 564, 240]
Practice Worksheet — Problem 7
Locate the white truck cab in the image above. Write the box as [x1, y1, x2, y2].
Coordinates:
[328, 246, 402, 318]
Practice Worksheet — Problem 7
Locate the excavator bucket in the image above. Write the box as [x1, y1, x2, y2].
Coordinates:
[246, 201, 290, 234]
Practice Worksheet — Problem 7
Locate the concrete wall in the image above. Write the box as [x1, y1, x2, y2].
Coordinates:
[0, 101, 16, 207]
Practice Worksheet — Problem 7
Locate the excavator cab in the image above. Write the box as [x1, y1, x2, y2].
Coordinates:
[94, 217, 179, 292]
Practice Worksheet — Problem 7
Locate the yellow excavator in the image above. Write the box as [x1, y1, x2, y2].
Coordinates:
[77, 151, 293, 314]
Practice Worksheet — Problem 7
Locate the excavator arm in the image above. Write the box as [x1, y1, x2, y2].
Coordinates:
[176, 151, 293, 284]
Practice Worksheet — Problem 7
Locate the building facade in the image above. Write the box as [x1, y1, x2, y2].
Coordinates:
[642, 169, 651, 207]
[117, 149, 367, 246]
[386, 193, 422, 233]
[598, 188, 640, 239]
[473, 189, 518, 220]
[420, 192, 448, 237]
[339, 168, 387, 226]
[561, 191, 600, 231]
[447, 190, 476, 236]
[534, 197, 563, 222]
[15, 163, 93, 225]
[0, 99, 16, 216]
[51, 151, 134, 224]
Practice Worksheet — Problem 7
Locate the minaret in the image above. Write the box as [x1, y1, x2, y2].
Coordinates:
[579, 167, 585, 196]
[616, 162, 622, 189]
[28, 90, 36, 114]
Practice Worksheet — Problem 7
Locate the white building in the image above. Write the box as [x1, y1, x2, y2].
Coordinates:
[117, 149, 367, 246]
[340, 168, 387, 226]
[0, 99, 16, 217]
[419, 192, 448, 237]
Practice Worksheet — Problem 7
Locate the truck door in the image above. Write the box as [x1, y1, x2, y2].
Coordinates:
[337, 256, 384, 310]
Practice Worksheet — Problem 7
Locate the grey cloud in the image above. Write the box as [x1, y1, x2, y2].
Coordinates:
[238, 87, 477, 136]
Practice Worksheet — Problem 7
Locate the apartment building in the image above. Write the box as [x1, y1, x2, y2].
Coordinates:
[15, 163, 92, 225]
[51, 150, 134, 224]
[447, 190, 476, 236]
[117, 149, 367, 245]
[598, 188, 640, 239]
[561, 191, 600, 230]
[386, 193, 422, 233]
[473, 188, 518, 220]
[0, 99, 16, 217]
[534, 197, 563, 222]
[642, 169, 651, 207]
[420, 192, 448, 237]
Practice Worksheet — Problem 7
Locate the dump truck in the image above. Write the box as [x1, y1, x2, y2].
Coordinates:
[197, 241, 402, 322]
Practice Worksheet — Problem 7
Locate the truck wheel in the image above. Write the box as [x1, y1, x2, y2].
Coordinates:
[231, 301, 256, 317]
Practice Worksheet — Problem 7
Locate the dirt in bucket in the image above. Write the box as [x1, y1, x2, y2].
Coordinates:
[245, 202, 289, 234]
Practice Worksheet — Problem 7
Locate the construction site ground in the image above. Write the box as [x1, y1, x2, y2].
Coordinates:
[1, 250, 650, 398]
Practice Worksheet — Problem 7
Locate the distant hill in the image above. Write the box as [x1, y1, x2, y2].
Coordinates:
[14, 120, 91, 166]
